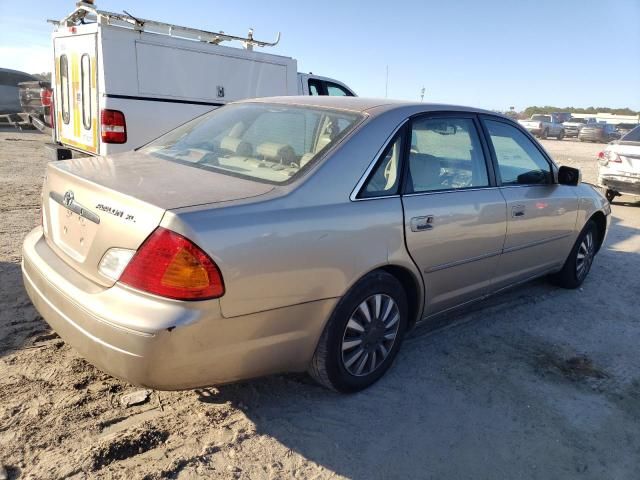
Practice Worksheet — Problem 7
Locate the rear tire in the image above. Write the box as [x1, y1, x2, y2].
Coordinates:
[549, 220, 598, 289]
[540, 129, 548, 140]
[309, 271, 408, 393]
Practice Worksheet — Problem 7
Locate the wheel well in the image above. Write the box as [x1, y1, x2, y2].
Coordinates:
[379, 265, 422, 329]
[590, 211, 607, 252]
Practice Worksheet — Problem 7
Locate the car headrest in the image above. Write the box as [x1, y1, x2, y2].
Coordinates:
[220, 136, 252, 156]
[409, 153, 441, 191]
[256, 142, 296, 164]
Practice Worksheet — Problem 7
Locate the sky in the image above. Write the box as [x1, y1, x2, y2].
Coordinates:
[1, 0, 638, 111]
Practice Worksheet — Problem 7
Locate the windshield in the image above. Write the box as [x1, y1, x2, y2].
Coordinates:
[141, 103, 363, 184]
[621, 125, 640, 142]
[531, 115, 551, 122]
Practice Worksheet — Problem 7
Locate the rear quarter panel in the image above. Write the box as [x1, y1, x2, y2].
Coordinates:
[162, 110, 421, 318]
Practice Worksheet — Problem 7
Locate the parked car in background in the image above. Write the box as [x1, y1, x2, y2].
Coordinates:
[562, 117, 587, 138]
[18, 80, 53, 131]
[0, 68, 37, 114]
[598, 125, 640, 202]
[579, 123, 619, 143]
[22, 97, 610, 392]
[518, 114, 564, 139]
[552, 112, 572, 124]
[615, 123, 638, 137]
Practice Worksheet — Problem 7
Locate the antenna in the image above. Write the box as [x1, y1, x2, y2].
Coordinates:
[385, 65, 389, 98]
[420, 87, 425, 102]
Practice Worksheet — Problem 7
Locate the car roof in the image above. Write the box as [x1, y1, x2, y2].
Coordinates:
[238, 95, 505, 118]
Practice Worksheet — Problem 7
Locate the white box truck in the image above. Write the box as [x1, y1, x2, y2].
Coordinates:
[48, 2, 355, 158]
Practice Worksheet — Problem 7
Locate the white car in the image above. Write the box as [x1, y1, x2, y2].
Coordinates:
[598, 125, 640, 202]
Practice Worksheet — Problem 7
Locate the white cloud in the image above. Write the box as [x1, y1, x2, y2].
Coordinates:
[0, 45, 53, 74]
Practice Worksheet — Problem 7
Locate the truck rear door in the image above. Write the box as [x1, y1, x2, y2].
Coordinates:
[54, 34, 99, 154]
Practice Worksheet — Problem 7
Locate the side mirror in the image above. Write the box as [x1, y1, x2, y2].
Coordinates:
[558, 166, 581, 186]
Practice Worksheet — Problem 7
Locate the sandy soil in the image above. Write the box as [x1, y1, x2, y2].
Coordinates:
[1, 131, 639, 479]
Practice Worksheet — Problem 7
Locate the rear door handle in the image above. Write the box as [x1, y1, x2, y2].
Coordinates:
[410, 215, 434, 232]
[512, 205, 526, 218]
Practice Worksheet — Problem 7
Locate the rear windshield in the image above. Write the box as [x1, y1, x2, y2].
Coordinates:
[621, 125, 640, 142]
[141, 103, 362, 184]
[531, 115, 551, 122]
[567, 118, 586, 124]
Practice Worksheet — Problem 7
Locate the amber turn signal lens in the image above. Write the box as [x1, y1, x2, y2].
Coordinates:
[119, 227, 224, 300]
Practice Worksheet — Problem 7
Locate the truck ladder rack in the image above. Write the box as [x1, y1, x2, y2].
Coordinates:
[48, 2, 281, 50]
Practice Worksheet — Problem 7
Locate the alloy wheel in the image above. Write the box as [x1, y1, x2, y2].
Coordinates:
[341, 294, 400, 377]
[576, 231, 595, 280]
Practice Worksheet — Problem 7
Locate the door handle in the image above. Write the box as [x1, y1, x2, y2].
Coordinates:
[410, 215, 434, 232]
[512, 205, 526, 218]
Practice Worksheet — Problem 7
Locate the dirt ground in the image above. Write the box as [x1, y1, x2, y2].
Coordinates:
[1, 130, 639, 479]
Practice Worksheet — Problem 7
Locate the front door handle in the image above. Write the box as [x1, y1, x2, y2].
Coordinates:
[512, 205, 526, 218]
[410, 215, 434, 232]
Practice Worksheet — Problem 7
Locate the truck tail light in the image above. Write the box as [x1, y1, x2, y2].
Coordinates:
[41, 88, 52, 107]
[101, 109, 127, 144]
[49, 95, 55, 129]
[119, 227, 225, 300]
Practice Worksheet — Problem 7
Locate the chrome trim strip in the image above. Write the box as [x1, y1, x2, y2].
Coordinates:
[425, 250, 502, 273]
[502, 232, 572, 254]
[350, 119, 409, 201]
[402, 186, 501, 198]
[49, 191, 101, 225]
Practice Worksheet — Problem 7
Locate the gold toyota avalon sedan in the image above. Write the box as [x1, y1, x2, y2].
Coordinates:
[22, 97, 610, 392]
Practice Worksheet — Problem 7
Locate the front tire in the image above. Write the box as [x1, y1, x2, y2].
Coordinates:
[309, 271, 408, 393]
[549, 220, 598, 289]
[557, 130, 564, 140]
[605, 189, 618, 203]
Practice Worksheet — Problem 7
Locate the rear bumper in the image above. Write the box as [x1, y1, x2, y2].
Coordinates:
[599, 174, 640, 196]
[524, 127, 542, 136]
[22, 228, 336, 389]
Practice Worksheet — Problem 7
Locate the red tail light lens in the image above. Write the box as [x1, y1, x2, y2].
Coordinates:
[41, 88, 52, 107]
[101, 109, 127, 144]
[49, 96, 55, 129]
[119, 228, 225, 300]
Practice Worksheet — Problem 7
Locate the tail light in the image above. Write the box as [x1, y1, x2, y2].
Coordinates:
[598, 150, 621, 165]
[41, 88, 52, 107]
[119, 227, 225, 300]
[101, 109, 127, 144]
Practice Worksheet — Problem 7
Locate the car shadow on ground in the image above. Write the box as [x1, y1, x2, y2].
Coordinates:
[0, 261, 52, 358]
[196, 212, 640, 479]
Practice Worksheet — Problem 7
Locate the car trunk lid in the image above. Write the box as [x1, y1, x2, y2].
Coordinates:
[42, 152, 273, 286]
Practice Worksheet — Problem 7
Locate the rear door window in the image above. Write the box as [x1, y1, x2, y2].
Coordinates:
[407, 117, 489, 193]
[308, 79, 323, 96]
[326, 82, 352, 96]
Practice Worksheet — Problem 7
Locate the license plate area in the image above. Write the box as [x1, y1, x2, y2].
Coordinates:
[48, 199, 99, 262]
